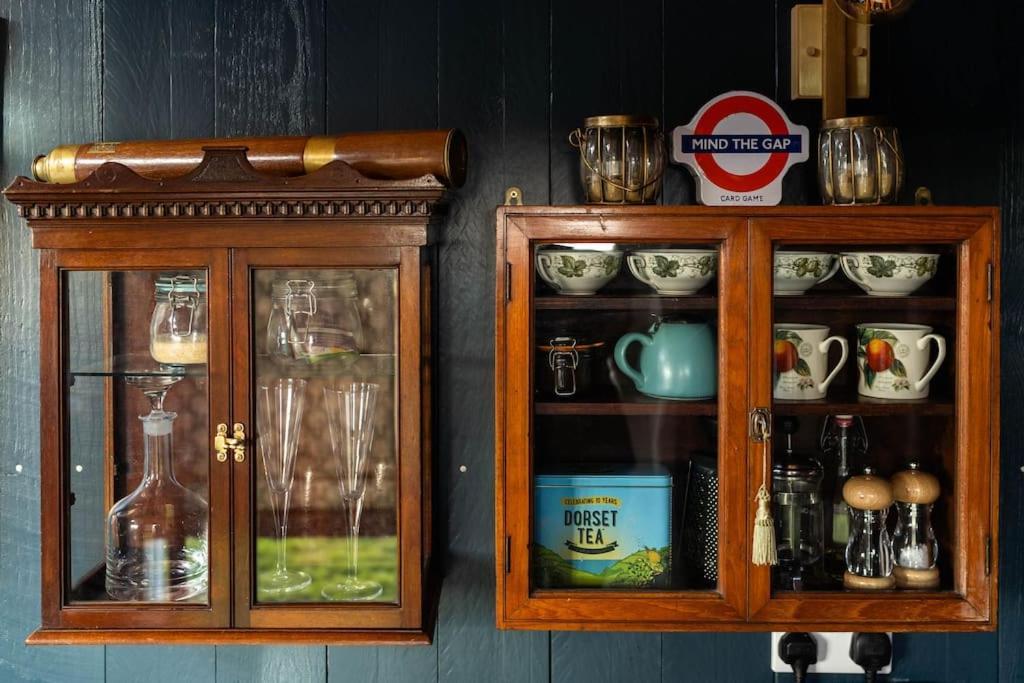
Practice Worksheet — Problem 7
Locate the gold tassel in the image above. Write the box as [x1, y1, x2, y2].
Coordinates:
[752, 484, 777, 566]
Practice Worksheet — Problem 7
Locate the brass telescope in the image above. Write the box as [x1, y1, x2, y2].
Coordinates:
[32, 129, 467, 188]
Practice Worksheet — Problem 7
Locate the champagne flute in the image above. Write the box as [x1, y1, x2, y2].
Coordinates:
[257, 378, 311, 595]
[322, 381, 382, 601]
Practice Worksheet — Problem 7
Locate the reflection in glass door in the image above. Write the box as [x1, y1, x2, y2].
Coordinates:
[250, 268, 399, 604]
[769, 244, 957, 594]
[530, 243, 721, 592]
[66, 269, 211, 604]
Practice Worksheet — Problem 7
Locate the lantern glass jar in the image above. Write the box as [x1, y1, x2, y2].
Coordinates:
[819, 116, 904, 205]
[570, 115, 665, 204]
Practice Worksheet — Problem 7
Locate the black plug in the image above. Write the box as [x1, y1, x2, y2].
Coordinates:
[850, 632, 892, 682]
[778, 632, 817, 683]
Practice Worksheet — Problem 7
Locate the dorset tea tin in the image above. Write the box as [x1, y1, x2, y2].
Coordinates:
[533, 465, 672, 589]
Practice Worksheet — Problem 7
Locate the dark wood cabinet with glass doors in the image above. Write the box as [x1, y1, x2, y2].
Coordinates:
[5, 150, 442, 644]
[495, 205, 999, 632]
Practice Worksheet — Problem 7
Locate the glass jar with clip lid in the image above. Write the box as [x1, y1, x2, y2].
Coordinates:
[266, 275, 364, 364]
[150, 274, 207, 366]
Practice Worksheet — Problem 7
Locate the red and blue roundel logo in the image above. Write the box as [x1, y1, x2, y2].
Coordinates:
[672, 91, 808, 206]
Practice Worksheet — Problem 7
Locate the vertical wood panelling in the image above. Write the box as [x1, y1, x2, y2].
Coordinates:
[1, 1, 1022, 681]
[325, 2, 379, 132]
[215, 0, 326, 136]
[551, 632, 660, 683]
[216, 646, 327, 683]
[435, 0, 546, 681]
[101, 0, 217, 676]
[998, 1, 1024, 679]
[663, 632, 768, 683]
[0, 0, 106, 680]
[662, 0, 778, 204]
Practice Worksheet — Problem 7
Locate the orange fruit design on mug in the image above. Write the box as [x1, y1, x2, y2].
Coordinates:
[774, 339, 798, 374]
[865, 338, 894, 373]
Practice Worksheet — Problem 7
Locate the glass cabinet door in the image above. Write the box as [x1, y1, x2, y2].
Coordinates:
[748, 215, 996, 627]
[46, 250, 231, 629]
[499, 214, 748, 627]
[232, 248, 424, 630]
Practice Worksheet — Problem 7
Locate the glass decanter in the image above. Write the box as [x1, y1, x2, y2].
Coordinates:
[105, 374, 209, 601]
[891, 461, 940, 589]
[843, 466, 894, 590]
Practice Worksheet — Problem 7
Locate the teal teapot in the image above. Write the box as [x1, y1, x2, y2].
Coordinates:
[614, 317, 717, 400]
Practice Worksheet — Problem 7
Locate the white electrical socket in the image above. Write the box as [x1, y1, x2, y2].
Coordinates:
[771, 632, 893, 674]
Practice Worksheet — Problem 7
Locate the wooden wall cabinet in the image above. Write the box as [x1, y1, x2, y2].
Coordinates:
[4, 150, 443, 645]
[495, 206, 999, 632]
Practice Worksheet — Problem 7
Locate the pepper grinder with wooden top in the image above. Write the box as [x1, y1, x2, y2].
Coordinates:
[843, 467, 895, 590]
[891, 462, 941, 589]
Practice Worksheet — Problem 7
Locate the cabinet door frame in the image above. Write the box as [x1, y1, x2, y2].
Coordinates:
[231, 246, 424, 630]
[747, 214, 998, 630]
[41, 247, 233, 629]
[496, 211, 749, 630]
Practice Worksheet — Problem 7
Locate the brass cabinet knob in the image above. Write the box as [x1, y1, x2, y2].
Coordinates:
[214, 423, 229, 462]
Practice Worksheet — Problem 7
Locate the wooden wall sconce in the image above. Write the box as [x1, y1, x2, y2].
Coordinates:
[791, 1, 871, 119]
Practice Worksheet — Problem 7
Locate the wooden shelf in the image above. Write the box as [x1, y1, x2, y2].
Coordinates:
[536, 397, 717, 416]
[774, 294, 955, 311]
[773, 394, 953, 416]
[535, 294, 717, 311]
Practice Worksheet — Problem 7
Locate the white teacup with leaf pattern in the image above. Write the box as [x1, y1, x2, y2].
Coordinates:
[841, 252, 939, 297]
[536, 249, 623, 295]
[773, 251, 840, 295]
[627, 249, 718, 295]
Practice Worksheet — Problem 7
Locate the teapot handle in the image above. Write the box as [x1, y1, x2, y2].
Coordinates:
[614, 333, 652, 390]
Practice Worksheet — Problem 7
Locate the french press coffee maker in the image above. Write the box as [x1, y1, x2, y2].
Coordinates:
[772, 417, 825, 590]
[843, 466, 895, 590]
[891, 462, 940, 589]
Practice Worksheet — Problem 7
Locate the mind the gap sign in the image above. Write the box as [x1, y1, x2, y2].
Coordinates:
[672, 91, 809, 206]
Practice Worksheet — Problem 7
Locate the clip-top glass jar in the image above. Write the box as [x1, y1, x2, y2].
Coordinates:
[266, 275, 364, 364]
[150, 274, 208, 366]
[891, 462, 940, 589]
[569, 115, 665, 204]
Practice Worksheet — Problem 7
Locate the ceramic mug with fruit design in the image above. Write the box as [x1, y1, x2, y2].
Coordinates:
[536, 249, 623, 295]
[856, 323, 946, 399]
[774, 324, 849, 400]
[773, 251, 840, 295]
[841, 252, 939, 297]
[627, 249, 718, 295]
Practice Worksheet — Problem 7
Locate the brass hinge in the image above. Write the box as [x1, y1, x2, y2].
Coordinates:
[505, 536, 512, 574]
[505, 263, 512, 302]
[985, 536, 991, 576]
[987, 262, 994, 302]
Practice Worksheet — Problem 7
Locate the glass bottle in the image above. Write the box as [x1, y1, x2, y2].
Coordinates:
[150, 274, 208, 366]
[819, 414, 868, 582]
[266, 275, 364, 364]
[105, 376, 209, 601]
[772, 418, 824, 590]
[891, 462, 940, 589]
[843, 466, 894, 590]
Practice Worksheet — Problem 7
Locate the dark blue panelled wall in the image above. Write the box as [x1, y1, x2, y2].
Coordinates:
[0, 1, 1019, 681]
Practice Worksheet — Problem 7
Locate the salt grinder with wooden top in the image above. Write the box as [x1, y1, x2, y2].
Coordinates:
[891, 462, 940, 589]
[843, 466, 895, 590]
